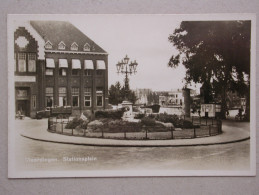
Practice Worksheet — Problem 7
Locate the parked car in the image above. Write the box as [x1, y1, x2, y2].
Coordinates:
[36, 106, 72, 119]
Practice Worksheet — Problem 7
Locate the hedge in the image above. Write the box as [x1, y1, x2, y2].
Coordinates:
[95, 107, 126, 119]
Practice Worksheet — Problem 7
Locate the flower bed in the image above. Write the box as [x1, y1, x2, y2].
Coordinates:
[154, 113, 199, 129]
[48, 109, 223, 140]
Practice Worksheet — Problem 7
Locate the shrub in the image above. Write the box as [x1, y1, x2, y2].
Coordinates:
[87, 120, 104, 131]
[80, 121, 89, 129]
[123, 122, 142, 132]
[147, 114, 156, 119]
[134, 113, 145, 119]
[155, 114, 195, 128]
[107, 119, 125, 127]
[98, 119, 142, 132]
[155, 113, 179, 124]
[181, 120, 194, 129]
[141, 117, 156, 126]
[95, 108, 126, 119]
[82, 110, 92, 119]
[65, 117, 89, 129]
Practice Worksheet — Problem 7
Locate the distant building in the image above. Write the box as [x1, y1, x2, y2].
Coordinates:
[159, 89, 184, 106]
[14, 21, 108, 117]
[157, 88, 193, 116]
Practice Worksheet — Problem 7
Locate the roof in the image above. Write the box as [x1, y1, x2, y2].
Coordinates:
[30, 21, 107, 53]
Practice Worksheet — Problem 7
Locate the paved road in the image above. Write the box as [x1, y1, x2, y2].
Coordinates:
[13, 118, 250, 172]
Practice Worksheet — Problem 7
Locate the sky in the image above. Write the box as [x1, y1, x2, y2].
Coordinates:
[12, 14, 255, 92]
[13, 14, 204, 92]
[69, 15, 194, 91]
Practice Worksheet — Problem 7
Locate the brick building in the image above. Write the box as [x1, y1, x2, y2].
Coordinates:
[14, 21, 108, 117]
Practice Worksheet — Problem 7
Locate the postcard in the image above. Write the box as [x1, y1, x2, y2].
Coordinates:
[8, 14, 256, 178]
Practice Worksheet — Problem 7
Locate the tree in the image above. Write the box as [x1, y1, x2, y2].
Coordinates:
[147, 92, 160, 105]
[147, 91, 155, 105]
[108, 81, 137, 105]
[108, 82, 123, 105]
[168, 21, 251, 118]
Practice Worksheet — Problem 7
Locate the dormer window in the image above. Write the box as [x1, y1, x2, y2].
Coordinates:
[71, 42, 78, 51]
[45, 41, 53, 49]
[84, 43, 91, 51]
[58, 41, 66, 50]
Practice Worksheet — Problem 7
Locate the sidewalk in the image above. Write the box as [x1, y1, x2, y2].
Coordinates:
[18, 119, 250, 147]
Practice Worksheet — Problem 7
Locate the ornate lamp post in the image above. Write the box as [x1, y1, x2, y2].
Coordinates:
[116, 55, 138, 100]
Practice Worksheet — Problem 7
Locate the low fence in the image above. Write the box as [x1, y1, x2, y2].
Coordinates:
[48, 116, 222, 140]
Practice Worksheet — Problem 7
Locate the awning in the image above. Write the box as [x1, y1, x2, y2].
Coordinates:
[72, 59, 81, 69]
[84, 60, 94, 69]
[46, 58, 55, 68]
[59, 59, 68, 68]
[96, 60, 106, 70]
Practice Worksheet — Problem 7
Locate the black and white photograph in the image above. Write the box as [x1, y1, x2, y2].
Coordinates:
[8, 14, 256, 178]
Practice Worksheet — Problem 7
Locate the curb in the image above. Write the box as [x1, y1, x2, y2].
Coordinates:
[20, 133, 250, 147]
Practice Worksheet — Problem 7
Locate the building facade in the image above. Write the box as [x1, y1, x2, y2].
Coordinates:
[159, 89, 184, 106]
[14, 21, 108, 117]
[158, 88, 192, 117]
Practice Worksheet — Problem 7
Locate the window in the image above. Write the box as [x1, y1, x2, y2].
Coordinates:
[72, 87, 79, 107]
[58, 41, 66, 50]
[46, 97, 53, 107]
[71, 42, 78, 51]
[28, 53, 36, 72]
[96, 87, 103, 107]
[15, 36, 29, 48]
[96, 95, 103, 107]
[72, 59, 81, 75]
[96, 87, 103, 93]
[45, 69, 54, 76]
[45, 87, 54, 107]
[17, 89, 28, 99]
[59, 87, 67, 106]
[96, 70, 103, 76]
[84, 87, 91, 107]
[96, 60, 106, 70]
[72, 96, 79, 107]
[18, 53, 26, 72]
[83, 43, 90, 51]
[84, 60, 94, 75]
[59, 68, 67, 76]
[45, 41, 53, 49]
[72, 69, 79, 76]
[45, 58, 55, 75]
[32, 95, 36, 109]
[84, 69, 92, 76]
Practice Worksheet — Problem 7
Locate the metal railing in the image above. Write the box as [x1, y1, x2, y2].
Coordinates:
[47, 116, 222, 140]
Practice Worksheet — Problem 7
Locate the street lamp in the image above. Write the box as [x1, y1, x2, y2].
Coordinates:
[116, 55, 138, 100]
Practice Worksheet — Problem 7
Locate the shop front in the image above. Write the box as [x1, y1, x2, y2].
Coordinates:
[15, 88, 30, 116]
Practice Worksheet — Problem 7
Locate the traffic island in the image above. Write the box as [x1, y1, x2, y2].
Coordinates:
[19, 120, 250, 147]
[47, 114, 222, 141]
